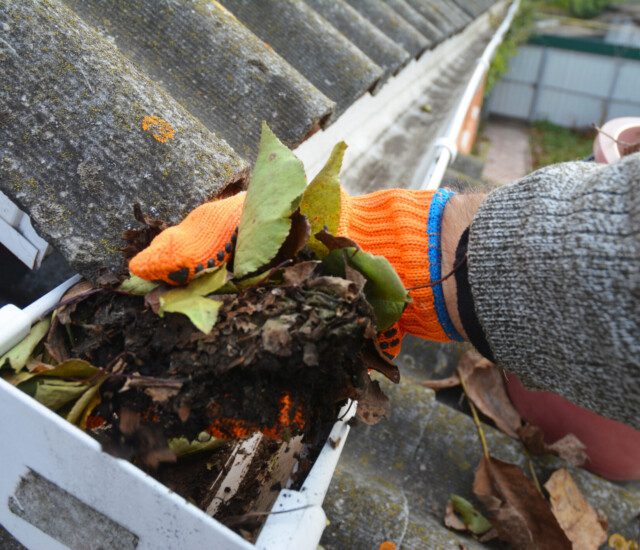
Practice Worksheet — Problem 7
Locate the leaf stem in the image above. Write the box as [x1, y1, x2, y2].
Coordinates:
[524, 449, 543, 495]
[460, 374, 490, 459]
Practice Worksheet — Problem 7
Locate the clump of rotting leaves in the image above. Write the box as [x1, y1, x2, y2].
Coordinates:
[0, 123, 410, 468]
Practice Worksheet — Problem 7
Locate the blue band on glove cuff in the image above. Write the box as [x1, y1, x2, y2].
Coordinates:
[427, 188, 464, 342]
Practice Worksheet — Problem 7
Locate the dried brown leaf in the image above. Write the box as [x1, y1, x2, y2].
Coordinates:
[272, 211, 311, 264]
[361, 345, 400, 384]
[473, 456, 571, 550]
[548, 434, 588, 467]
[307, 276, 360, 302]
[282, 261, 320, 286]
[144, 386, 181, 403]
[422, 374, 460, 391]
[314, 228, 359, 251]
[44, 315, 70, 363]
[544, 468, 607, 550]
[356, 377, 390, 425]
[144, 286, 166, 314]
[458, 351, 521, 438]
[261, 318, 293, 357]
[56, 281, 95, 324]
[344, 263, 367, 294]
[518, 424, 587, 467]
[445, 500, 467, 531]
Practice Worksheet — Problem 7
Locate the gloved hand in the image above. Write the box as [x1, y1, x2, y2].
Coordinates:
[129, 186, 464, 358]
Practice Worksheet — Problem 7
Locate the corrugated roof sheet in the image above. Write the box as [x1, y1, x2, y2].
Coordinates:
[345, 0, 432, 57]
[1, 0, 247, 281]
[220, 0, 384, 116]
[1, 0, 499, 281]
[383, 0, 446, 45]
[306, 0, 411, 80]
[65, 0, 335, 159]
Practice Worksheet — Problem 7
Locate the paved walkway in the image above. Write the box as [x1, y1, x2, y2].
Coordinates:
[481, 118, 532, 185]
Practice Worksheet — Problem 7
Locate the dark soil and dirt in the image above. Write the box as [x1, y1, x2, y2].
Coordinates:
[44, 261, 397, 534]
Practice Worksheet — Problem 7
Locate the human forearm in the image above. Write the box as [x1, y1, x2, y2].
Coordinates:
[441, 192, 486, 340]
[464, 154, 640, 428]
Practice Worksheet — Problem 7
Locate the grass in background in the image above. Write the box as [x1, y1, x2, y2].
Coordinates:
[537, 0, 610, 18]
[530, 121, 594, 169]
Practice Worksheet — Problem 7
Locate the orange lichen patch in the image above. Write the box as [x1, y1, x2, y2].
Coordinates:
[141, 115, 176, 143]
[206, 393, 305, 440]
[379, 542, 397, 550]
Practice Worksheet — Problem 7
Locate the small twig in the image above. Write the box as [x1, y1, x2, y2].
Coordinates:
[407, 254, 467, 292]
[123, 376, 185, 389]
[460, 373, 490, 459]
[593, 124, 634, 148]
[221, 504, 316, 527]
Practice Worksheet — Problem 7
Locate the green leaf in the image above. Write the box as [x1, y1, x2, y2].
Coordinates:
[235, 269, 280, 290]
[451, 494, 493, 535]
[66, 374, 107, 425]
[324, 248, 410, 331]
[159, 265, 228, 333]
[168, 434, 224, 457]
[118, 273, 159, 295]
[299, 142, 346, 258]
[2, 371, 38, 386]
[234, 122, 307, 278]
[40, 358, 100, 379]
[33, 379, 88, 411]
[0, 318, 51, 373]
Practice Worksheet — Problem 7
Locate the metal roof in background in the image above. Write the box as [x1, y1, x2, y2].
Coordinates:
[0, 0, 499, 282]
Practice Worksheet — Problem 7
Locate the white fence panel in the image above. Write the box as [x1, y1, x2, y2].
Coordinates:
[487, 80, 535, 118]
[489, 43, 640, 127]
[501, 45, 543, 83]
[613, 61, 640, 102]
[535, 88, 605, 127]
[541, 49, 616, 96]
[608, 100, 640, 119]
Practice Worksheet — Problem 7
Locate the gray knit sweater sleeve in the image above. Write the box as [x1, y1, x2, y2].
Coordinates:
[467, 153, 639, 429]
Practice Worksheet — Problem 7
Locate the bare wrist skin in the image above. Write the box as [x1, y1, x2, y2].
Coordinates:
[441, 193, 487, 340]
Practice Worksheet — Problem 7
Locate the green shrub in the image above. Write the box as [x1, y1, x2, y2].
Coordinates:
[486, 1, 535, 94]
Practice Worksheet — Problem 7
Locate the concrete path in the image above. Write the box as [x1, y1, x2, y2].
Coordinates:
[481, 118, 532, 185]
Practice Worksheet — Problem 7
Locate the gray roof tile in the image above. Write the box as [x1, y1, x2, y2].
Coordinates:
[323, 346, 640, 548]
[64, 0, 334, 160]
[404, 0, 463, 37]
[220, 0, 383, 119]
[1, 0, 247, 281]
[305, 0, 411, 80]
[383, 0, 446, 46]
[344, 0, 432, 58]
[1, 0, 498, 281]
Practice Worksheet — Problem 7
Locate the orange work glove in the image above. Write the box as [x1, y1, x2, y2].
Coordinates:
[337, 188, 464, 358]
[130, 187, 464, 356]
[129, 192, 244, 284]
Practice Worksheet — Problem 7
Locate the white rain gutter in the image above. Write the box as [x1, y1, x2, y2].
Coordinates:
[419, 0, 522, 190]
[0, 274, 81, 356]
